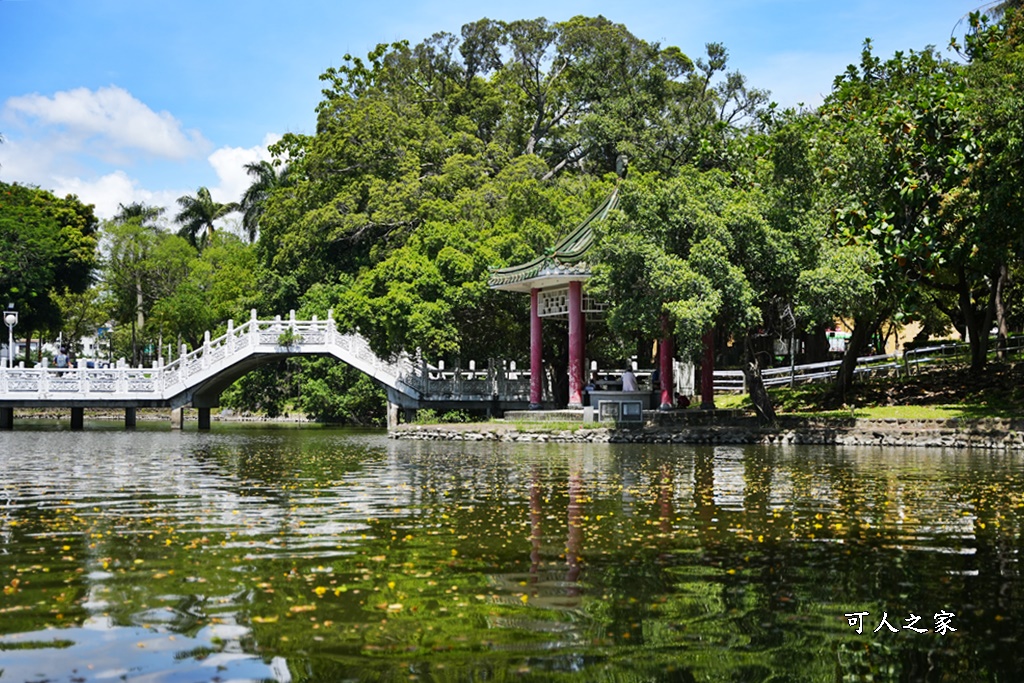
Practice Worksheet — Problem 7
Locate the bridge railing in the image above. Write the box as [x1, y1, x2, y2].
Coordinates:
[155, 311, 344, 391]
[414, 362, 534, 401]
[1, 310, 535, 404]
[0, 364, 163, 398]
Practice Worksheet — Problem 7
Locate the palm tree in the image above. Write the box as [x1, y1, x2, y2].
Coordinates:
[174, 187, 238, 249]
[114, 202, 164, 230]
[110, 202, 166, 363]
[239, 160, 290, 243]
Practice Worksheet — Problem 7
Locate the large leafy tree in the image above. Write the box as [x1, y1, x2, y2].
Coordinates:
[150, 233, 257, 349]
[811, 43, 1002, 381]
[257, 16, 763, 365]
[960, 6, 1024, 356]
[0, 182, 99, 348]
[591, 169, 799, 420]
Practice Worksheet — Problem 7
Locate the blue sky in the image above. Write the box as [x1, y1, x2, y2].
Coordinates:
[0, 0, 983, 223]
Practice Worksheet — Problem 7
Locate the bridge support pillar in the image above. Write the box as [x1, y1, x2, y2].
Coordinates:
[198, 407, 211, 431]
[170, 408, 183, 430]
[387, 402, 399, 430]
[0, 407, 13, 430]
[70, 407, 84, 430]
[125, 407, 137, 429]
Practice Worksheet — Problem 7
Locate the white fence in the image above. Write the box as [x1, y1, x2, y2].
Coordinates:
[714, 336, 1024, 392]
[713, 352, 902, 392]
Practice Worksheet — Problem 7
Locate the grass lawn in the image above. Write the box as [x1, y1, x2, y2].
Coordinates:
[732, 361, 1024, 420]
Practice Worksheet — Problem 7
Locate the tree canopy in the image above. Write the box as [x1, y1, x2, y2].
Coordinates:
[0, 182, 100, 335]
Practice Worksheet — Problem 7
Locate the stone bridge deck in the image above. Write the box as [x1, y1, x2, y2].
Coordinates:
[0, 311, 534, 429]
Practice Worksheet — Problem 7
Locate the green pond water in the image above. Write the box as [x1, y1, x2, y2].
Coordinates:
[0, 422, 1022, 682]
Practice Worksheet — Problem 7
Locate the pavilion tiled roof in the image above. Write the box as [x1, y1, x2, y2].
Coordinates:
[487, 187, 619, 292]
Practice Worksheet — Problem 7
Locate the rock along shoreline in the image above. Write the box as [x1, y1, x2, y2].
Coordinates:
[390, 415, 1024, 450]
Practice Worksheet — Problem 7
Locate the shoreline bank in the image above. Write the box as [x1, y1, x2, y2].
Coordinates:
[391, 415, 1024, 450]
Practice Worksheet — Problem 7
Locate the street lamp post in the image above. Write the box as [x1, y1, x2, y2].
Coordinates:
[4, 304, 18, 369]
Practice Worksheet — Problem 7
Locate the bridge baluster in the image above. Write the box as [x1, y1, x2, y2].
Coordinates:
[226, 320, 234, 355]
[249, 311, 259, 346]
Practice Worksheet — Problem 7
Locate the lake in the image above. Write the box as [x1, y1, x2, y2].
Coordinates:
[1, 422, 1021, 681]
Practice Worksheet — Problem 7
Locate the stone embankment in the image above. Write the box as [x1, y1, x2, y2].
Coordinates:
[391, 416, 1024, 450]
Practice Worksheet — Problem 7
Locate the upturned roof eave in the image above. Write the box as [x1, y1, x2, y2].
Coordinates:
[489, 268, 593, 293]
[487, 186, 618, 292]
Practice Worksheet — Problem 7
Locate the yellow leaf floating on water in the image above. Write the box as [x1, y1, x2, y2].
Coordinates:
[252, 616, 279, 624]
[314, 586, 327, 597]
[520, 594, 529, 604]
[290, 605, 316, 613]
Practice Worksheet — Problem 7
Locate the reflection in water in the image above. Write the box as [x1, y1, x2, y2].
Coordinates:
[1, 426, 1023, 680]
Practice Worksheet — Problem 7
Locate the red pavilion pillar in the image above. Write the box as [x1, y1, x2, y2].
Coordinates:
[530, 288, 543, 409]
[700, 328, 715, 410]
[567, 281, 584, 408]
[659, 314, 674, 410]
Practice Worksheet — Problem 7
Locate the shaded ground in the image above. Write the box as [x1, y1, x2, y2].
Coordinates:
[770, 360, 1024, 416]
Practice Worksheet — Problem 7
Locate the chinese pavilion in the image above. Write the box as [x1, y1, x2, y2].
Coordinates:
[488, 189, 714, 411]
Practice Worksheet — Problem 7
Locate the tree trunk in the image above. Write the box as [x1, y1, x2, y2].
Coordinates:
[743, 334, 775, 423]
[131, 317, 138, 368]
[958, 273, 988, 371]
[804, 324, 829, 364]
[833, 315, 881, 403]
[995, 262, 1009, 361]
[136, 275, 145, 363]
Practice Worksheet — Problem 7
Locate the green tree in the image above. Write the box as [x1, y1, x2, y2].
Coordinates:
[239, 160, 290, 243]
[801, 40, 1011, 395]
[114, 201, 165, 228]
[591, 169, 798, 420]
[0, 182, 100, 351]
[257, 16, 763, 366]
[52, 286, 109, 358]
[103, 203, 169, 364]
[174, 186, 238, 250]
[150, 233, 257, 348]
[960, 7, 1024, 356]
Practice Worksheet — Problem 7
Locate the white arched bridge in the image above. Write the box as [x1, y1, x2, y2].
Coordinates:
[0, 311, 534, 430]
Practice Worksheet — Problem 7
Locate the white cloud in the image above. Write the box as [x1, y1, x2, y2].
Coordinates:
[50, 170, 181, 223]
[4, 86, 209, 160]
[207, 133, 283, 205]
[0, 131, 285, 223]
